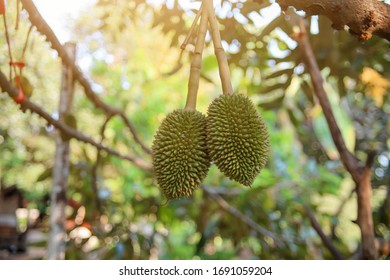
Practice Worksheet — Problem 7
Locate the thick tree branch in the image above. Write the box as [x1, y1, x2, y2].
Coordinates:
[276, 0, 390, 41]
[20, 0, 151, 155]
[295, 20, 377, 259]
[0, 71, 153, 171]
[356, 162, 377, 259]
[304, 205, 345, 259]
[202, 185, 286, 249]
[294, 20, 362, 183]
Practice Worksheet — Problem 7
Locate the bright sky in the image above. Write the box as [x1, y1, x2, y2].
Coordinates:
[33, 0, 97, 43]
[32, 0, 281, 43]
[31, 0, 283, 73]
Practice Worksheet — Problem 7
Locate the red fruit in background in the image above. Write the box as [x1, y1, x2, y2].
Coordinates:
[9, 61, 26, 69]
[14, 87, 25, 104]
[13, 75, 33, 98]
[0, 0, 5, 16]
[13, 76, 25, 104]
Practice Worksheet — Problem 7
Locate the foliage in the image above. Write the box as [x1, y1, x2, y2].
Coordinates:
[0, 0, 389, 259]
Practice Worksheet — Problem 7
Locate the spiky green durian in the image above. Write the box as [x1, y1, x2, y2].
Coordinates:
[206, 93, 270, 186]
[152, 109, 210, 200]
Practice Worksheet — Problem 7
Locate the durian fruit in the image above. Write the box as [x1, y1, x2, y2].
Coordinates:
[152, 5, 210, 200]
[206, 93, 270, 186]
[152, 109, 210, 200]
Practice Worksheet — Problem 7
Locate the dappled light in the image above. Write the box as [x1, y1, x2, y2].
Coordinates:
[0, 0, 389, 261]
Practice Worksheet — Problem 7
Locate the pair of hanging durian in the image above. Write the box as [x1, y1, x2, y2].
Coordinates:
[152, 0, 270, 200]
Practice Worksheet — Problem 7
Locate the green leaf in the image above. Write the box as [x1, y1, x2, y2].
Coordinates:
[258, 93, 285, 109]
[261, 76, 292, 94]
[266, 68, 294, 79]
[36, 167, 53, 182]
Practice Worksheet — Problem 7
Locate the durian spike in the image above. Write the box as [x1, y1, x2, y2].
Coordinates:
[185, 4, 208, 111]
[204, 0, 233, 95]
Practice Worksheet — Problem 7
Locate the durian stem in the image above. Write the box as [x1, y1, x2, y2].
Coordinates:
[204, 0, 233, 95]
[184, 5, 208, 110]
[180, 5, 202, 50]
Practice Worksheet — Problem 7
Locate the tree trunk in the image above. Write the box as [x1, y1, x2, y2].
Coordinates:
[47, 42, 76, 260]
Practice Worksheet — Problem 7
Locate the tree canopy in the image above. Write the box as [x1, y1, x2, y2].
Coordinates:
[0, 0, 389, 260]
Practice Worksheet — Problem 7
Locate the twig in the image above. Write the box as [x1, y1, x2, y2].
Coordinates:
[162, 52, 183, 76]
[21, 25, 33, 61]
[91, 115, 113, 214]
[185, 4, 208, 110]
[304, 205, 345, 259]
[204, 0, 233, 95]
[180, 5, 202, 50]
[162, 7, 203, 77]
[2, 8, 16, 78]
[0, 71, 153, 171]
[202, 185, 286, 249]
[20, 0, 151, 155]
[294, 19, 362, 183]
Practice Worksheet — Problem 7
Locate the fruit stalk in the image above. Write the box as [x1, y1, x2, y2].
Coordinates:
[180, 5, 202, 50]
[204, 0, 233, 95]
[184, 4, 208, 110]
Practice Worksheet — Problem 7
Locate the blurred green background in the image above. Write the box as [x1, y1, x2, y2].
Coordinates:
[0, 0, 389, 259]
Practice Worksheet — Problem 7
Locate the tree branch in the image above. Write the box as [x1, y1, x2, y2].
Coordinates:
[356, 162, 377, 259]
[294, 20, 363, 184]
[0, 71, 153, 171]
[276, 0, 390, 41]
[295, 19, 377, 259]
[304, 205, 345, 259]
[202, 185, 286, 249]
[20, 0, 151, 155]
[91, 115, 114, 215]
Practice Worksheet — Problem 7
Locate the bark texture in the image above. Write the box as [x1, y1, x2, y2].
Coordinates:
[47, 43, 76, 260]
[295, 21, 377, 259]
[277, 0, 390, 41]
